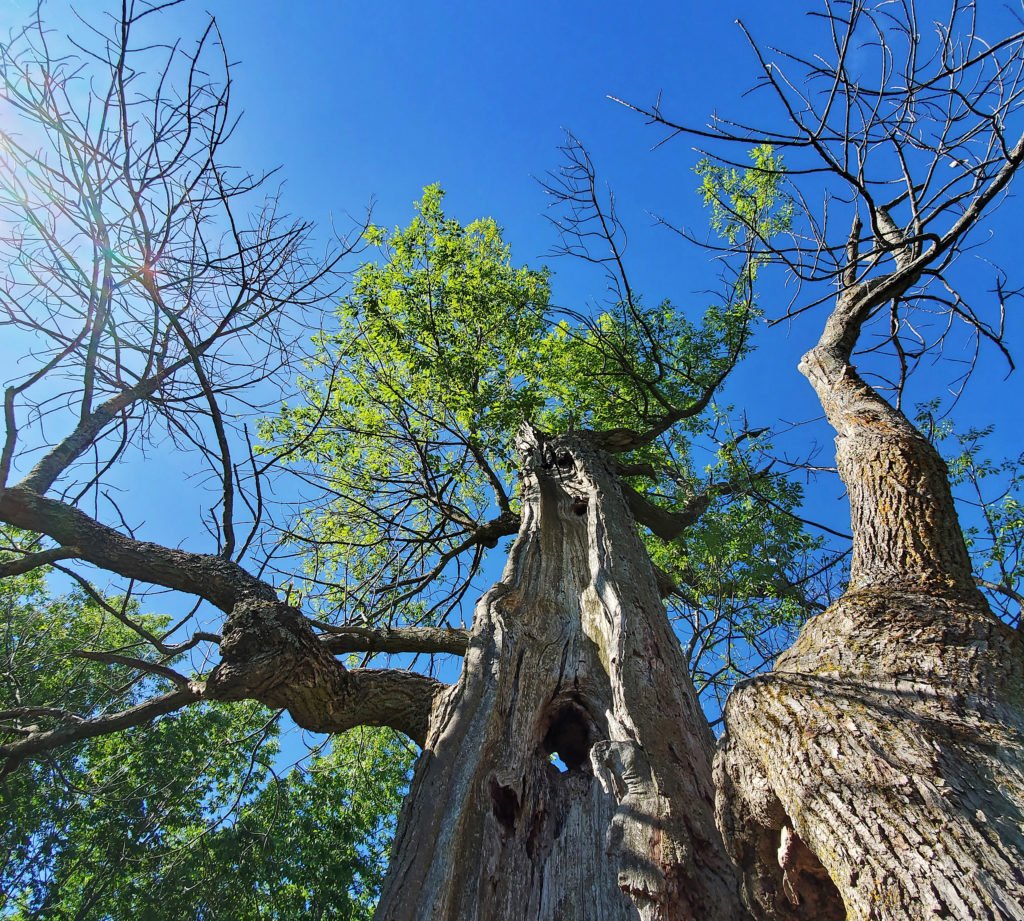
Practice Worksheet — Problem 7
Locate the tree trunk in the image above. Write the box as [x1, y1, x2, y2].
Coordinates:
[715, 315, 1024, 919]
[375, 427, 748, 921]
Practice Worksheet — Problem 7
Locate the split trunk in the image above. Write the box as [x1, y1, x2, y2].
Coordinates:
[375, 428, 748, 921]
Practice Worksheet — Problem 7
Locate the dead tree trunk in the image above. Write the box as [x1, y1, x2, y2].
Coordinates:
[715, 280, 1024, 919]
[375, 426, 748, 921]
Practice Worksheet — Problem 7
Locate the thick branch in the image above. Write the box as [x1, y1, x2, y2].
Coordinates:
[17, 361, 190, 496]
[206, 598, 443, 746]
[588, 367, 731, 455]
[344, 669, 445, 746]
[0, 546, 74, 577]
[0, 485, 275, 611]
[1, 609, 449, 774]
[318, 624, 470, 657]
[800, 273, 977, 594]
[621, 479, 745, 542]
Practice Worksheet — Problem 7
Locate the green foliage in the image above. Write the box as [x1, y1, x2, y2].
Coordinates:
[534, 297, 751, 436]
[264, 157, 817, 707]
[2, 720, 410, 920]
[261, 185, 550, 620]
[643, 421, 827, 708]
[918, 405, 1024, 625]
[697, 144, 794, 253]
[352, 185, 549, 435]
[0, 543, 413, 920]
[192, 727, 412, 921]
[534, 150, 810, 701]
[2, 701, 277, 921]
[538, 147, 791, 437]
[0, 537, 176, 736]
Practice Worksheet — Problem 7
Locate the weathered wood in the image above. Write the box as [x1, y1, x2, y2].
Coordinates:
[206, 598, 443, 745]
[376, 427, 747, 921]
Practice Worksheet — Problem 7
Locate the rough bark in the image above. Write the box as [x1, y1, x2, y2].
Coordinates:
[375, 426, 747, 921]
[717, 587, 1024, 920]
[0, 485, 275, 613]
[0, 593, 445, 772]
[715, 286, 1024, 919]
[204, 598, 444, 745]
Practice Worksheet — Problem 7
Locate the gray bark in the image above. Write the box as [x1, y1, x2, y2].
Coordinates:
[715, 283, 1024, 919]
[717, 587, 1024, 920]
[376, 426, 747, 921]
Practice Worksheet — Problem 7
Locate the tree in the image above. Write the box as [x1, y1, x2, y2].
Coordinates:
[261, 173, 812, 919]
[617, 1, 1024, 916]
[2, 3, 1023, 921]
[0, 4, 411, 915]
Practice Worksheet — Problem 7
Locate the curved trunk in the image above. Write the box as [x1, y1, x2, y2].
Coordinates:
[717, 588, 1024, 920]
[716, 305, 1024, 919]
[376, 428, 747, 921]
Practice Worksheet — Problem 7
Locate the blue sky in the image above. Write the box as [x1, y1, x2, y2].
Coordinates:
[2, 0, 1021, 592]
[178, 0, 1020, 443]
[1, 0, 1021, 759]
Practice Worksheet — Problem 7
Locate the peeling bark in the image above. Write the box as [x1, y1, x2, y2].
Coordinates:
[376, 427, 747, 921]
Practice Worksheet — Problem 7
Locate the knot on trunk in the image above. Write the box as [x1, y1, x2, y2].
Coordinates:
[515, 422, 606, 481]
[207, 597, 344, 706]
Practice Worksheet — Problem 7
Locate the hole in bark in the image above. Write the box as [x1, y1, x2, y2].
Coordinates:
[489, 778, 519, 834]
[777, 824, 845, 920]
[571, 498, 588, 517]
[542, 703, 593, 773]
[555, 451, 574, 469]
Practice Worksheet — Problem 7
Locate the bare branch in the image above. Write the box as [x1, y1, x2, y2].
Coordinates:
[0, 546, 74, 577]
[0, 484, 275, 611]
[0, 686, 201, 777]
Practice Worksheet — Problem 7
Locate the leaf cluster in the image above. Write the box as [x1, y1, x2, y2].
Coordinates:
[263, 163, 823, 708]
[1, 557, 413, 920]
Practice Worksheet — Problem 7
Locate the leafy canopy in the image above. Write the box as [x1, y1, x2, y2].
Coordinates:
[0, 537, 413, 921]
[2, 151, 826, 918]
[262, 161, 816, 707]
[261, 184, 550, 622]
